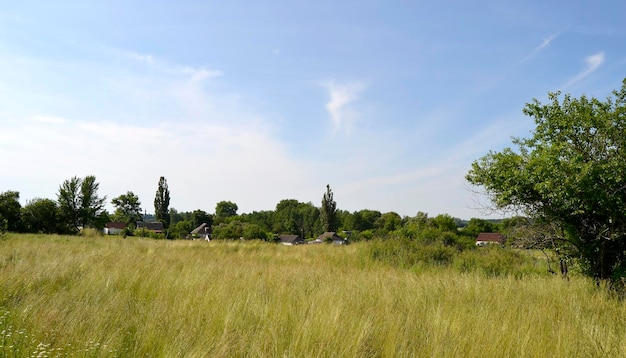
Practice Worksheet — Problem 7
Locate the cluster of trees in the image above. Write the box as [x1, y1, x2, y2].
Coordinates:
[0, 176, 109, 235]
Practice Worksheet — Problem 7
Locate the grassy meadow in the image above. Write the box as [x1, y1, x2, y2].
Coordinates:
[1, 233, 625, 357]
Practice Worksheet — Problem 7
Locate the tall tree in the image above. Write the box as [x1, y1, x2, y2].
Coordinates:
[80, 175, 107, 229]
[320, 184, 338, 232]
[215, 201, 238, 220]
[154, 176, 170, 228]
[466, 79, 626, 283]
[57, 176, 106, 232]
[57, 176, 82, 233]
[111, 191, 143, 227]
[0, 191, 21, 232]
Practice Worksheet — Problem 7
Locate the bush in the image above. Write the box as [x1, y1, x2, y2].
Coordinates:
[369, 237, 457, 269]
[134, 228, 165, 239]
[453, 246, 548, 277]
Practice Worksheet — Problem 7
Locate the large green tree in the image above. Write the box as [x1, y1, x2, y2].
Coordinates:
[273, 199, 321, 237]
[111, 191, 143, 227]
[21, 198, 59, 234]
[215, 201, 238, 221]
[57, 176, 106, 232]
[190, 209, 213, 228]
[320, 184, 338, 232]
[154, 176, 170, 228]
[0, 191, 21, 232]
[466, 80, 626, 282]
[80, 175, 107, 229]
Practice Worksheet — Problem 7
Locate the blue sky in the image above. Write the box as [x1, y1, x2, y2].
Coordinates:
[1, 1, 625, 219]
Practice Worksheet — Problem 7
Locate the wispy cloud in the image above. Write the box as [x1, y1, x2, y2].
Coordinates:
[519, 33, 559, 64]
[561, 52, 605, 89]
[321, 80, 366, 135]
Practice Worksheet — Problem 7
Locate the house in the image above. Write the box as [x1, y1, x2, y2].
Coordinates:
[315, 231, 349, 245]
[279, 234, 304, 246]
[104, 222, 126, 235]
[136, 221, 164, 234]
[191, 223, 212, 241]
[476, 233, 505, 246]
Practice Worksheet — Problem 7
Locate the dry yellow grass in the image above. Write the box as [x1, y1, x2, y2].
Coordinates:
[1, 233, 625, 357]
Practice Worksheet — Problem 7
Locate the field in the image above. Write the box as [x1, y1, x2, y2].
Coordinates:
[1, 234, 625, 357]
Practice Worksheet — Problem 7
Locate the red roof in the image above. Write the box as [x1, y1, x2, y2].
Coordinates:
[105, 222, 127, 229]
[476, 233, 505, 243]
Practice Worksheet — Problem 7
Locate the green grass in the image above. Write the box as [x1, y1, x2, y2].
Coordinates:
[1, 233, 625, 357]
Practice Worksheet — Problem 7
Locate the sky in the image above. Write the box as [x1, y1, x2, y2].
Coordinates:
[1, 1, 625, 220]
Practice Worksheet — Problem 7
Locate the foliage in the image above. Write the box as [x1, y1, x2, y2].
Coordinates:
[240, 210, 274, 232]
[154, 177, 170, 228]
[212, 221, 268, 240]
[273, 199, 321, 237]
[190, 209, 212, 228]
[369, 236, 457, 268]
[169, 220, 194, 239]
[343, 209, 381, 232]
[453, 246, 549, 277]
[319, 184, 338, 232]
[467, 80, 626, 282]
[462, 217, 496, 237]
[374, 211, 403, 232]
[111, 191, 143, 228]
[215, 200, 238, 221]
[134, 227, 165, 239]
[20, 198, 59, 234]
[79, 176, 107, 229]
[57, 176, 106, 233]
[0, 191, 21, 232]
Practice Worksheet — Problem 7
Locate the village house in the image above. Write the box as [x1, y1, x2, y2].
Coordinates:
[315, 231, 349, 245]
[136, 221, 164, 234]
[103, 222, 126, 235]
[278, 234, 304, 245]
[190, 223, 212, 240]
[475, 232, 506, 246]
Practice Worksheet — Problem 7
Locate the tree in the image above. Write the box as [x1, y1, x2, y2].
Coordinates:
[320, 184, 338, 232]
[190, 209, 213, 228]
[79, 175, 107, 229]
[466, 80, 626, 283]
[463, 218, 495, 237]
[430, 214, 457, 232]
[21, 198, 59, 234]
[0, 191, 22, 232]
[111, 191, 143, 228]
[273, 200, 320, 237]
[215, 201, 238, 220]
[58, 176, 81, 232]
[57, 176, 106, 232]
[154, 176, 170, 228]
[374, 211, 402, 232]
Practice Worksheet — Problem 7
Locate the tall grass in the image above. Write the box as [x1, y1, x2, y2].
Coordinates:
[1, 233, 625, 357]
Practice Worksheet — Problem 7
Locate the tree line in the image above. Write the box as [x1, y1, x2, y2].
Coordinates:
[0, 175, 505, 242]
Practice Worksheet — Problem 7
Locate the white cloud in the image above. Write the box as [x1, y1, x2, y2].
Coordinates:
[0, 116, 315, 214]
[561, 52, 605, 89]
[321, 80, 366, 135]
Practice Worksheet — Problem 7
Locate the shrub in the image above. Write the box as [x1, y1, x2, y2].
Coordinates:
[369, 237, 457, 269]
[453, 246, 548, 277]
